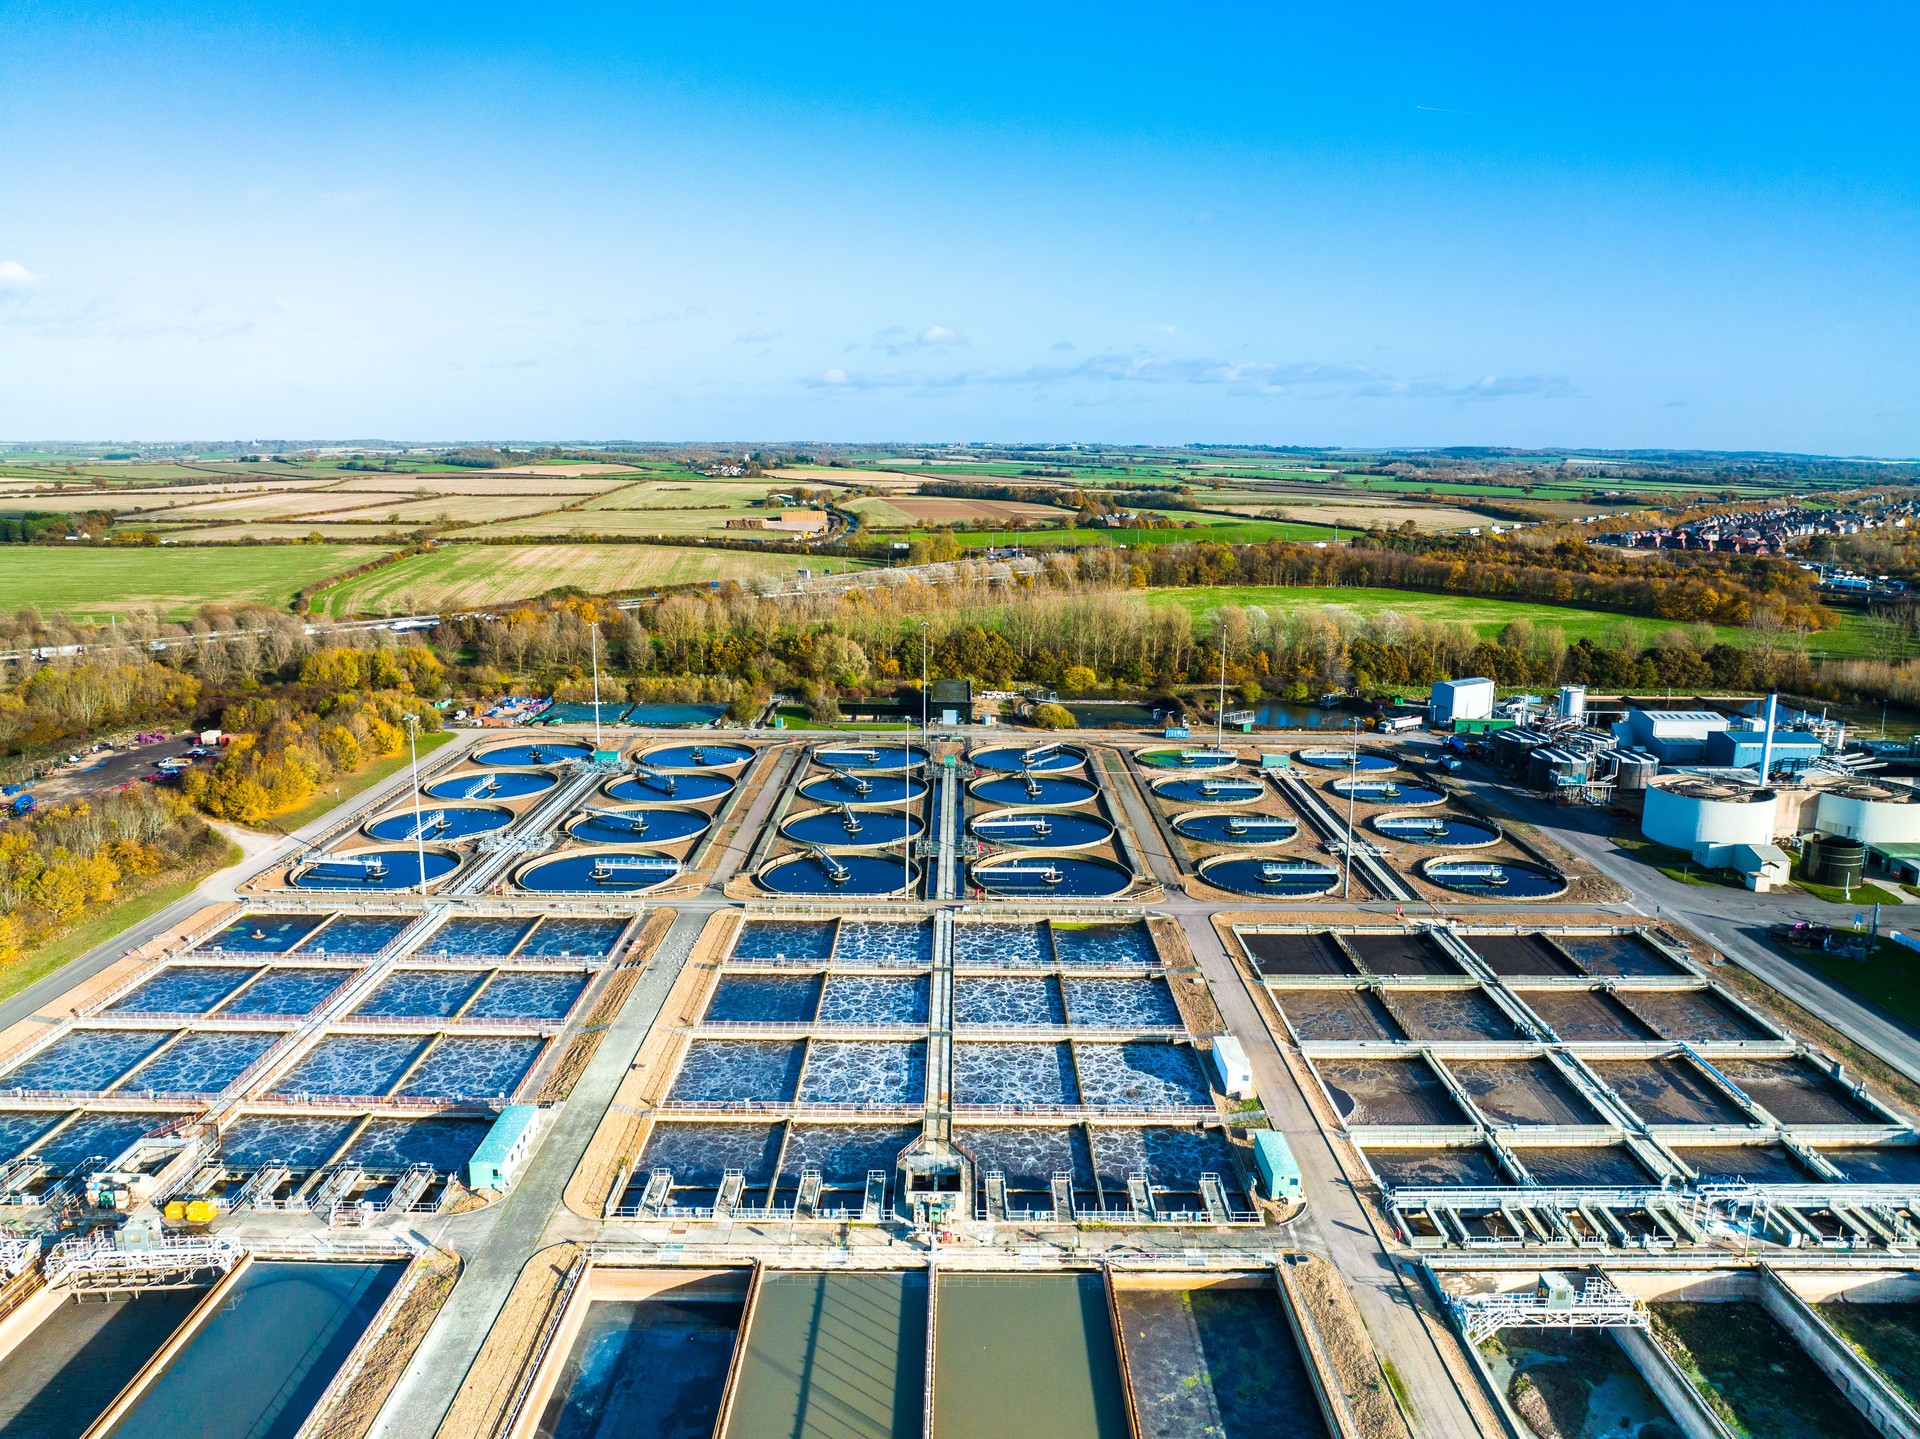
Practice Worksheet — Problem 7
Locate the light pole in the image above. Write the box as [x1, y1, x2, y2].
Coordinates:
[404, 712, 427, 897]
[1216, 630, 1228, 752]
[589, 618, 603, 752]
[1342, 716, 1360, 899]
[919, 622, 930, 754]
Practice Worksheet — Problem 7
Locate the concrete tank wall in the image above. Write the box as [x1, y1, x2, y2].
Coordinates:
[1814, 790, 1920, 844]
[1643, 785, 1778, 852]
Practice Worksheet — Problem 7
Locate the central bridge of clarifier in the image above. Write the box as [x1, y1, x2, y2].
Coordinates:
[1270, 769, 1418, 902]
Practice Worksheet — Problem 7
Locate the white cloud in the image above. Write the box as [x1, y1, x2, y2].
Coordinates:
[818, 368, 850, 386]
[917, 325, 964, 346]
[873, 324, 968, 356]
[0, 260, 43, 293]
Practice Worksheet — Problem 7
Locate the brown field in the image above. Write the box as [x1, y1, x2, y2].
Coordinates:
[325, 471, 633, 495]
[340, 494, 573, 524]
[1216, 502, 1503, 531]
[488, 462, 648, 476]
[465, 509, 756, 539]
[158, 524, 422, 542]
[848, 495, 1073, 529]
[145, 490, 417, 521]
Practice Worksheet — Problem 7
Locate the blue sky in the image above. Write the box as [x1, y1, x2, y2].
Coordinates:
[1, 3, 1916, 452]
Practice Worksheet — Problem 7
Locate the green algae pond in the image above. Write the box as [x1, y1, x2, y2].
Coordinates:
[1814, 1301, 1920, 1409]
[932, 1274, 1129, 1439]
[1478, 1327, 1680, 1439]
[1653, 1302, 1878, 1439]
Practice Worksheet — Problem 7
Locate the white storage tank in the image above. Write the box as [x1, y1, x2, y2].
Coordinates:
[1430, 678, 1495, 725]
[1814, 782, 1920, 845]
[1558, 685, 1587, 722]
[1642, 775, 1778, 862]
[1211, 1035, 1254, 1099]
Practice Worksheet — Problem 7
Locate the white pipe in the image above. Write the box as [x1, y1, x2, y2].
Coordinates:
[1758, 692, 1778, 785]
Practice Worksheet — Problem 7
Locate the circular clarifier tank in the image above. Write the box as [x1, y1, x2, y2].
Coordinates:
[636, 741, 755, 770]
[1419, 856, 1567, 899]
[800, 773, 928, 806]
[1199, 856, 1341, 896]
[1330, 778, 1444, 807]
[1372, 812, 1500, 847]
[1297, 748, 1396, 772]
[1152, 776, 1264, 805]
[291, 848, 459, 890]
[969, 775, 1097, 808]
[475, 739, 594, 767]
[424, 769, 555, 802]
[607, 771, 734, 804]
[364, 804, 511, 843]
[968, 853, 1132, 897]
[968, 743, 1085, 773]
[969, 809, 1114, 850]
[1136, 747, 1238, 770]
[565, 806, 711, 846]
[516, 850, 682, 893]
[1173, 811, 1299, 845]
[758, 851, 919, 896]
[811, 743, 929, 773]
[782, 807, 925, 849]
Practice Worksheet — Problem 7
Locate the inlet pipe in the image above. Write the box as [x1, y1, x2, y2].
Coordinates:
[1758, 692, 1777, 785]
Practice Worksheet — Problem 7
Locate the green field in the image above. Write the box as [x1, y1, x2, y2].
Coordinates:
[1150, 584, 1872, 658]
[310, 542, 869, 616]
[0, 545, 390, 620]
[921, 515, 1340, 550]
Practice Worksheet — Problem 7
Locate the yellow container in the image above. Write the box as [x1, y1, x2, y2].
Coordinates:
[163, 1201, 186, 1221]
[183, 1200, 218, 1225]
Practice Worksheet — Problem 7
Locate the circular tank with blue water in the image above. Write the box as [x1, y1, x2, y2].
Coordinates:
[517, 850, 682, 893]
[566, 807, 711, 846]
[799, 773, 927, 806]
[364, 804, 511, 843]
[637, 742, 755, 770]
[1152, 776, 1264, 805]
[968, 775, 1097, 808]
[968, 744, 1085, 773]
[1199, 856, 1341, 897]
[607, 771, 734, 804]
[811, 743, 928, 773]
[1372, 813, 1500, 848]
[1330, 778, 1444, 807]
[475, 740, 594, 768]
[969, 809, 1114, 850]
[781, 807, 925, 849]
[1172, 811, 1299, 846]
[424, 769, 555, 802]
[758, 851, 919, 896]
[1136, 747, 1238, 770]
[1419, 856, 1567, 899]
[291, 848, 459, 890]
[1297, 748, 1396, 772]
[968, 853, 1132, 897]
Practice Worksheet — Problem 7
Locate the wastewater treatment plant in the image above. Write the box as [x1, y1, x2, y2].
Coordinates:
[2, 722, 1919, 1439]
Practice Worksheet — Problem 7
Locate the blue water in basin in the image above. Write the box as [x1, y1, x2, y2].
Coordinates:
[758, 853, 917, 896]
[1173, 813, 1299, 845]
[799, 773, 926, 805]
[706, 975, 823, 1023]
[467, 971, 588, 1020]
[811, 744, 928, 772]
[1374, 816, 1500, 846]
[798, 1041, 926, 1106]
[970, 775, 1098, 807]
[608, 771, 734, 803]
[123, 1032, 275, 1096]
[270, 1035, 428, 1098]
[397, 1036, 544, 1100]
[1064, 977, 1181, 1027]
[517, 851, 679, 892]
[222, 968, 351, 1016]
[953, 923, 1050, 967]
[1053, 922, 1159, 967]
[303, 917, 412, 955]
[476, 740, 593, 767]
[366, 805, 510, 841]
[1330, 779, 1444, 806]
[204, 915, 327, 952]
[109, 966, 257, 1014]
[2, 1030, 174, 1093]
[782, 809, 923, 847]
[423, 917, 533, 957]
[962, 1126, 1096, 1197]
[1201, 858, 1341, 896]
[954, 1042, 1078, 1106]
[0, 1111, 65, 1163]
[354, 969, 488, 1018]
[1421, 859, 1565, 898]
[38, 1113, 167, 1169]
[624, 703, 727, 728]
[969, 745, 1084, 773]
[1090, 1125, 1241, 1194]
[220, 1115, 358, 1170]
[291, 850, 458, 890]
[1297, 750, 1396, 771]
[967, 855, 1131, 897]
[520, 918, 628, 958]
[638, 1122, 784, 1190]
[425, 770, 555, 801]
[347, 1116, 494, 1172]
[833, 921, 933, 964]
[672, 1041, 806, 1104]
[1075, 1042, 1212, 1108]
[734, 920, 836, 961]
[1137, 748, 1237, 770]
[818, 975, 929, 1025]
[1152, 778, 1264, 804]
[781, 1123, 918, 1186]
[568, 807, 709, 845]
[639, 742, 754, 768]
[955, 977, 1065, 1027]
[970, 810, 1113, 847]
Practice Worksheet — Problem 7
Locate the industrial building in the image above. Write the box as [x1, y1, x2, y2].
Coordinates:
[1430, 677, 1494, 726]
[1703, 716, 1825, 771]
[1641, 775, 1790, 890]
[1611, 709, 1729, 765]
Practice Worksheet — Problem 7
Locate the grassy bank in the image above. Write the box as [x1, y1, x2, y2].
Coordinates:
[272, 729, 457, 832]
[0, 837, 244, 1005]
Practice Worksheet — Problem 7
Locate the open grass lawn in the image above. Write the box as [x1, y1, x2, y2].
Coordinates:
[1150, 584, 1872, 658]
[928, 514, 1339, 550]
[0, 544, 390, 620]
[1792, 936, 1920, 1031]
[310, 542, 869, 615]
